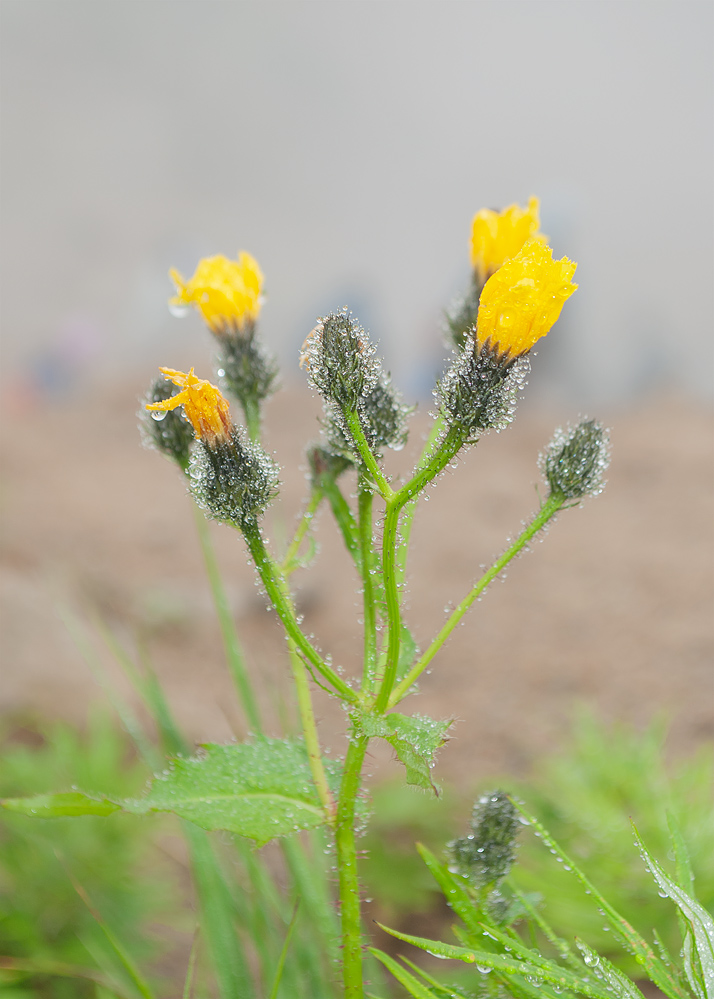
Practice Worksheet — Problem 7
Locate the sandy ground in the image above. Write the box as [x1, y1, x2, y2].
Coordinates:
[1, 379, 712, 788]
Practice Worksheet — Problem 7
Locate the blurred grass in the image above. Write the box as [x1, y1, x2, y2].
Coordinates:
[0, 712, 183, 998]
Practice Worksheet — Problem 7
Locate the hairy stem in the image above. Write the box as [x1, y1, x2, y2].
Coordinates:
[389, 492, 565, 706]
[242, 525, 358, 704]
[342, 409, 393, 499]
[374, 424, 467, 713]
[358, 476, 378, 693]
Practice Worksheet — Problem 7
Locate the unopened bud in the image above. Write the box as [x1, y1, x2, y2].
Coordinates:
[300, 310, 380, 413]
[306, 443, 353, 483]
[140, 377, 195, 470]
[190, 431, 280, 530]
[448, 790, 519, 890]
[540, 418, 610, 500]
[219, 335, 278, 409]
[438, 333, 529, 437]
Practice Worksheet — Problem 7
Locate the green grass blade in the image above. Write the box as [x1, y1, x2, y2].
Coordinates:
[182, 931, 200, 999]
[368, 949, 438, 998]
[574, 941, 647, 999]
[514, 802, 689, 999]
[0, 958, 137, 999]
[183, 821, 255, 999]
[268, 901, 300, 999]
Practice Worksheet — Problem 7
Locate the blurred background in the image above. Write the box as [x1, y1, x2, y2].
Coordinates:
[1, 1, 712, 775]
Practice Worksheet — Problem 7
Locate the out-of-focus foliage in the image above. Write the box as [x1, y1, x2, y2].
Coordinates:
[0, 713, 180, 998]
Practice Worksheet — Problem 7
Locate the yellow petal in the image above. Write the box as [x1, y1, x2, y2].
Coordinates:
[168, 253, 264, 334]
[475, 239, 577, 358]
[146, 367, 233, 445]
[470, 196, 543, 282]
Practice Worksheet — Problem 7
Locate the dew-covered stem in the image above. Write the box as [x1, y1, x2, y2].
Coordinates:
[358, 476, 378, 693]
[389, 492, 564, 706]
[395, 414, 446, 587]
[242, 395, 262, 444]
[242, 525, 358, 704]
[321, 476, 362, 572]
[342, 409, 393, 499]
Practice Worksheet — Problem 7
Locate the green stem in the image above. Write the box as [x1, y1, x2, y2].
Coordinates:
[282, 486, 324, 575]
[242, 396, 262, 443]
[374, 425, 467, 713]
[342, 410, 393, 499]
[396, 415, 445, 587]
[388, 492, 565, 706]
[358, 476, 378, 693]
[193, 505, 262, 734]
[335, 734, 369, 998]
[322, 475, 361, 572]
[287, 639, 337, 823]
[242, 524, 358, 704]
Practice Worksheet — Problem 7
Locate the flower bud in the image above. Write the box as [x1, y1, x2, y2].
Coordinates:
[540, 418, 610, 501]
[189, 432, 280, 530]
[438, 332, 530, 437]
[140, 376, 195, 470]
[145, 367, 279, 528]
[476, 238, 577, 361]
[300, 310, 380, 413]
[306, 443, 353, 484]
[448, 791, 519, 891]
[218, 335, 278, 409]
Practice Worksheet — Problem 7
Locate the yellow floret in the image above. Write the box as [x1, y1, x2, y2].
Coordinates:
[475, 239, 578, 359]
[169, 252, 264, 334]
[146, 367, 233, 446]
[470, 197, 543, 282]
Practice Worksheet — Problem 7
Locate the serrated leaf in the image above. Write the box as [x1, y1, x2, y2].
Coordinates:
[1, 791, 121, 818]
[126, 739, 331, 845]
[357, 712, 451, 792]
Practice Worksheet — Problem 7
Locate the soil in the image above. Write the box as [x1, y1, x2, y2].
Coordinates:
[1, 379, 713, 788]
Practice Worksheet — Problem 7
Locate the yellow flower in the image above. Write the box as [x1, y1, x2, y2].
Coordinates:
[470, 196, 543, 283]
[169, 252, 264, 335]
[146, 367, 233, 445]
[475, 239, 578, 359]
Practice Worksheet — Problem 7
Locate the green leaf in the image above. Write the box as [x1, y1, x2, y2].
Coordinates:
[376, 923, 615, 999]
[6, 738, 335, 848]
[127, 739, 332, 845]
[368, 949, 440, 998]
[574, 941, 646, 999]
[633, 827, 714, 999]
[1, 791, 121, 818]
[356, 713, 451, 792]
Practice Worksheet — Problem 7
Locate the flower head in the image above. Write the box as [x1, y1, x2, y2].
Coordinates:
[145, 367, 233, 446]
[475, 239, 578, 360]
[169, 252, 264, 335]
[470, 197, 543, 282]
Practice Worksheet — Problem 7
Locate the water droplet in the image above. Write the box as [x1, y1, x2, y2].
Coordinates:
[168, 301, 189, 318]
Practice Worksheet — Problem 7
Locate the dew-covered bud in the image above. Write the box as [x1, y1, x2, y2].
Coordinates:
[300, 310, 380, 413]
[448, 790, 519, 891]
[189, 430, 280, 531]
[140, 377, 195, 470]
[438, 332, 529, 438]
[540, 418, 610, 500]
[218, 335, 278, 409]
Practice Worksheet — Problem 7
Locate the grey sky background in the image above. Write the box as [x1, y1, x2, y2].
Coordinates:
[1, 0, 712, 405]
